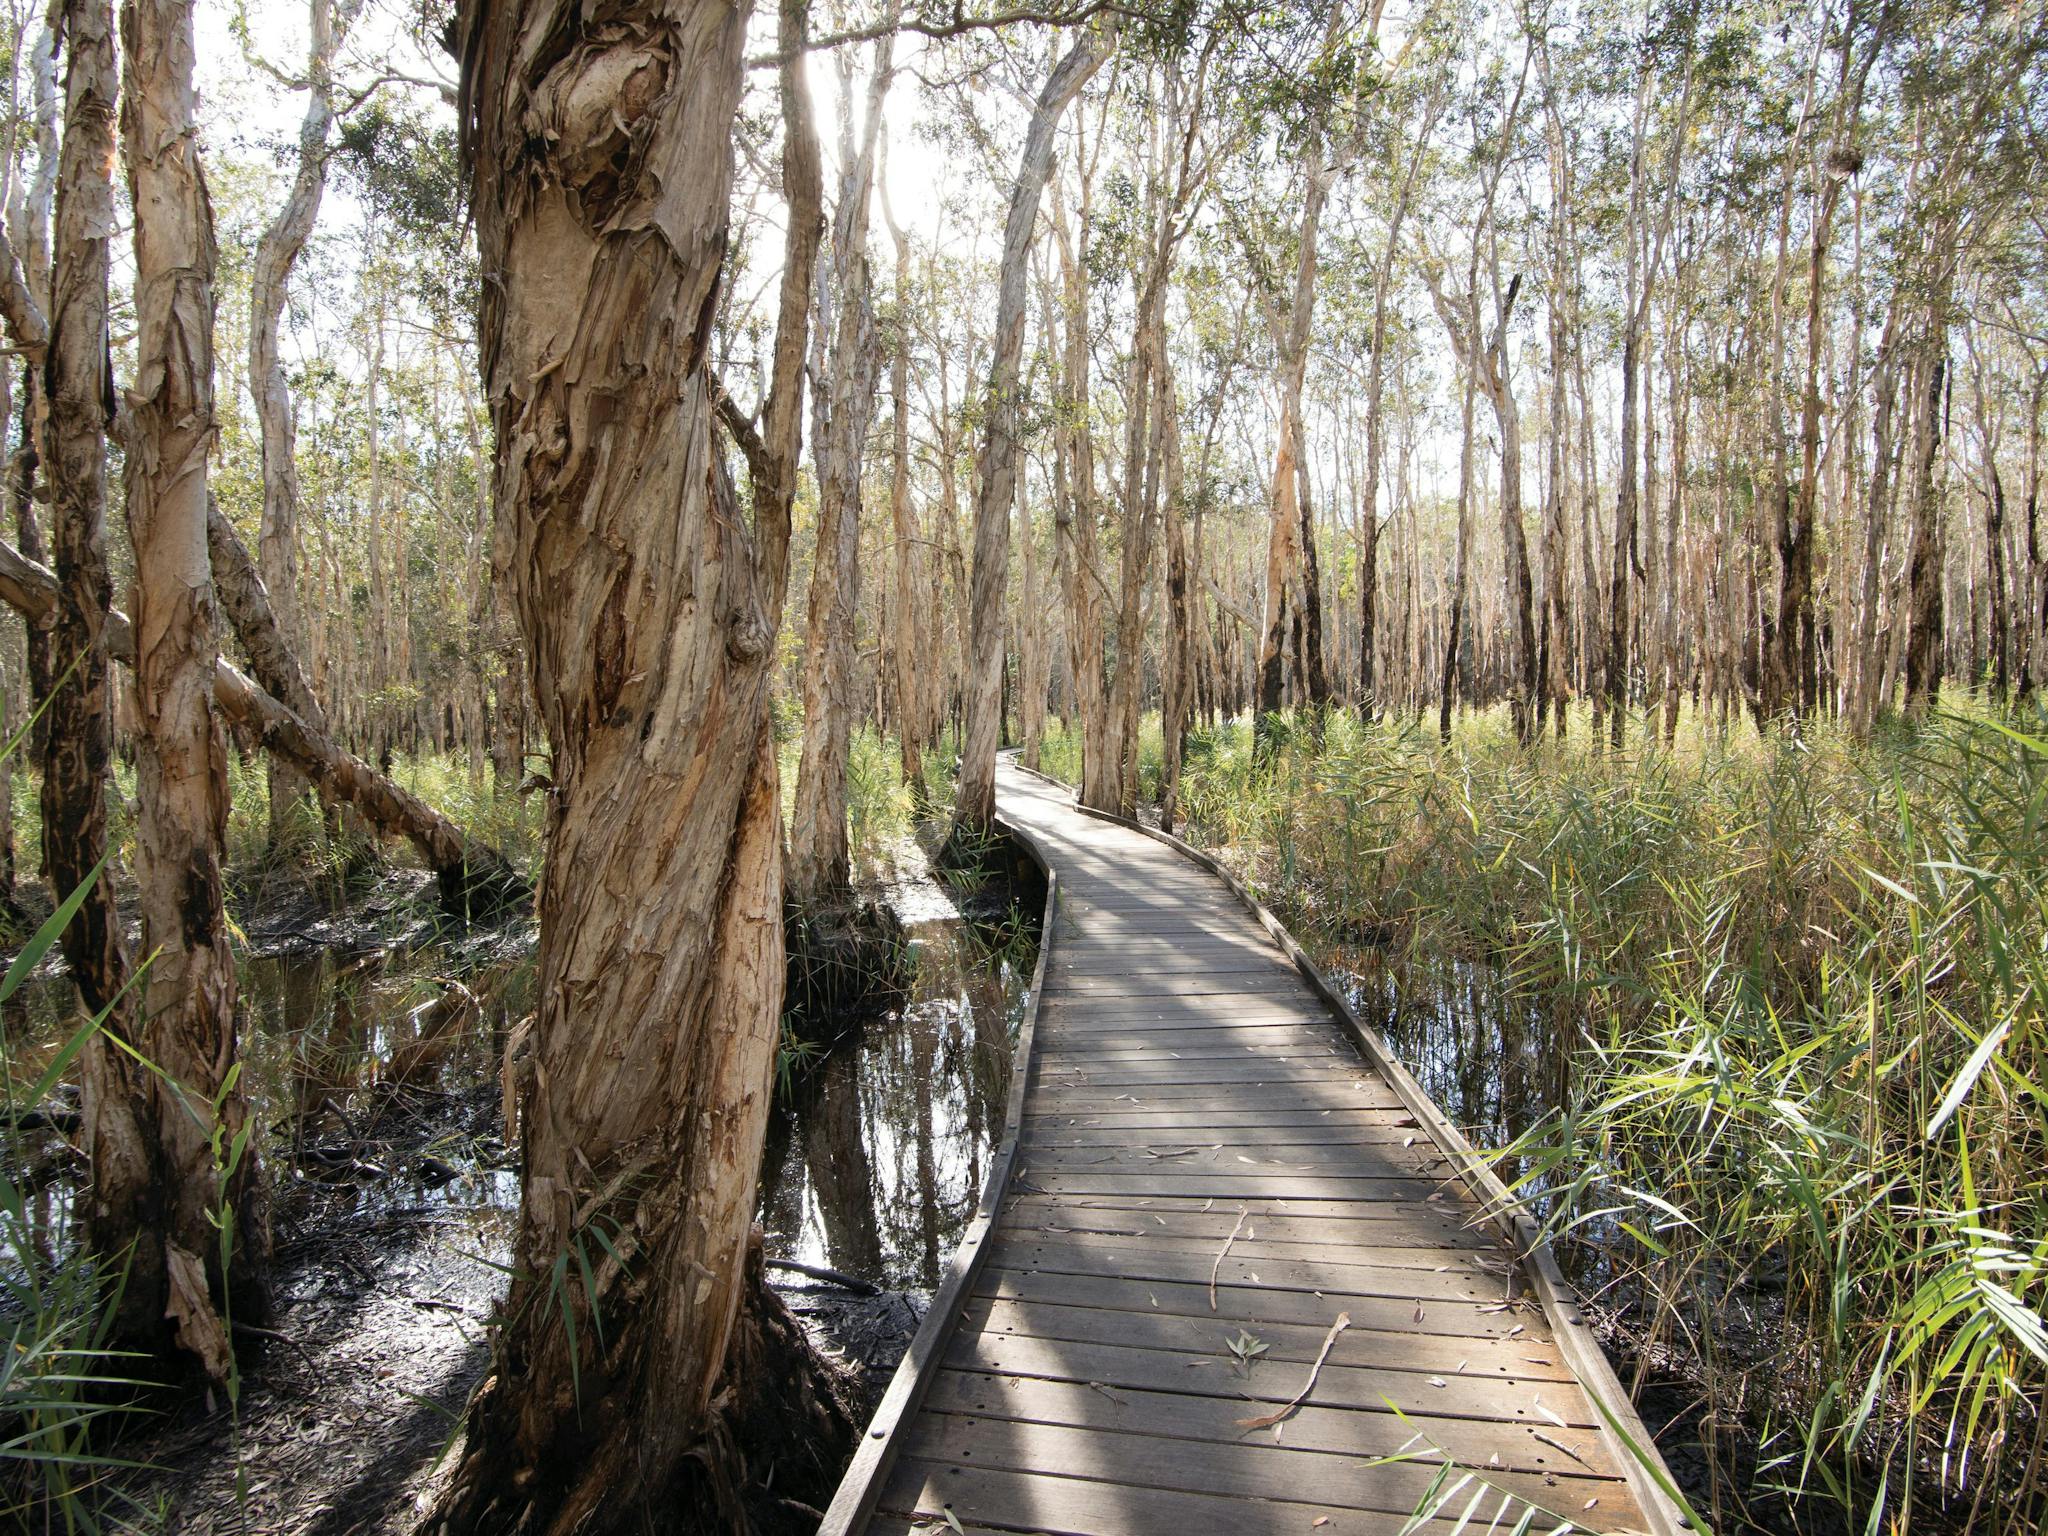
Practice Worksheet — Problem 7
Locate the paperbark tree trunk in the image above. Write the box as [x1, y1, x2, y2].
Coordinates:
[790, 42, 891, 905]
[1904, 343, 1948, 715]
[44, 0, 159, 1351]
[1044, 211, 1114, 811]
[6, 13, 57, 770]
[882, 191, 926, 787]
[952, 30, 1111, 845]
[1438, 363, 1478, 743]
[1159, 367, 1191, 833]
[1256, 131, 1333, 740]
[433, 1, 846, 1529]
[119, 0, 267, 1371]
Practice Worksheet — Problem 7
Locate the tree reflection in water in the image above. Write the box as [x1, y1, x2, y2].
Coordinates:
[759, 906, 1028, 1291]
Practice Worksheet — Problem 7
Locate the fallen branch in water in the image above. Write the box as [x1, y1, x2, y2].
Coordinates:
[764, 1257, 881, 1296]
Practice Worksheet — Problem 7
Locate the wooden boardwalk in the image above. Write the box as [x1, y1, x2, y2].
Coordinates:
[821, 758, 1689, 1536]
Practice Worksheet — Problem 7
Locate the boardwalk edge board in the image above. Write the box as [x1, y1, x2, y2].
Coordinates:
[816, 814, 1062, 1536]
[1008, 756, 1696, 1536]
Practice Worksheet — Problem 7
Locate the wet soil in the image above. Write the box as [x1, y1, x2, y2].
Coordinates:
[1, 832, 1039, 1535]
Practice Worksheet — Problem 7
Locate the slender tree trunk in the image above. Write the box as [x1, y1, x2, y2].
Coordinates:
[46, 0, 159, 1352]
[883, 196, 924, 786]
[952, 31, 1110, 844]
[6, 16, 57, 772]
[1019, 472, 1048, 771]
[791, 45, 891, 905]
[252, 0, 347, 846]
[120, 0, 267, 1371]
[1159, 366, 1191, 833]
[1904, 342, 1948, 715]
[1439, 362, 1478, 742]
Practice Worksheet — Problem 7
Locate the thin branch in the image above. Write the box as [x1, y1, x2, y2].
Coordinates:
[747, 0, 1144, 68]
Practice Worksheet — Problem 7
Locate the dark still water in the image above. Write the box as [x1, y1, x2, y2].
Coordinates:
[2, 860, 1034, 1297]
[758, 876, 1035, 1291]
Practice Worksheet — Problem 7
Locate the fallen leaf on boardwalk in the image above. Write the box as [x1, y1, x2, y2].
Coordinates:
[1428, 1376, 1447, 1387]
[1413, 1303, 1425, 1323]
[1313, 1518, 1330, 1527]
[1534, 1396, 1567, 1428]
[1508, 1324, 1525, 1337]
[945, 1510, 966, 1534]
[1236, 1312, 1351, 1430]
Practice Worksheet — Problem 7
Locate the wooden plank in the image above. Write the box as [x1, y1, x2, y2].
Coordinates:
[941, 1329, 1604, 1426]
[877, 1457, 1457, 1536]
[1020, 1108, 1433, 1132]
[1021, 1124, 1444, 1149]
[901, 1414, 1641, 1524]
[1001, 1197, 1507, 1247]
[957, 1297, 1567, 1379]
[974, 1268, 1541, 1343]
[984, 1235, 1498, 1304]
[1032, 1081, 1404, 1107]
[921, 1369, 1620, 1476]
[1021, 1146, 1449, 1176]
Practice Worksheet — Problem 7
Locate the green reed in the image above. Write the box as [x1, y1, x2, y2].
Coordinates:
[1045, 698, 2046, 1536]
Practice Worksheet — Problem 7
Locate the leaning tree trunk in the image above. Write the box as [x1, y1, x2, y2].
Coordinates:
[250, 0, 347, 846]
[45, 0, 158, 1352]
[432, 2, 847, 1530]
[120, 0, 266, 1371]
[202, 504, 515, 907]
[951, 29, 1111, 845]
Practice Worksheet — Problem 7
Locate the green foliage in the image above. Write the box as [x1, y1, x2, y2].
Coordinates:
[0, 857, 151, 1532]
[1052, 699, 2048, 1532]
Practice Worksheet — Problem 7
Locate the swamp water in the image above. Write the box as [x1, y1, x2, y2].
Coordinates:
[0, 848, 1036, 1531]
[1, 848, 1035, 1309]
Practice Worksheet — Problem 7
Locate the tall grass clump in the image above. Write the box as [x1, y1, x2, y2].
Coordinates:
[1138, 699, 2047, 1535]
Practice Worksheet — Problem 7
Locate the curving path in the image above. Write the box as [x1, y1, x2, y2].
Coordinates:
[821, 757, 1689, 1536]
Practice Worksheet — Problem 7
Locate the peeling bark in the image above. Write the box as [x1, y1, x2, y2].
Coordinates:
[432, 0, 846, 1528]
[118, 0, 267, 1364]
[952, 28, 1112, 843]
[44, 0, 159, 1350]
